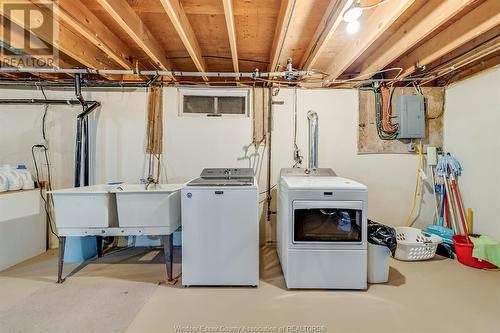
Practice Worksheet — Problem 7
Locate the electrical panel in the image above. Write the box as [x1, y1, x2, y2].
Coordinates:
[396, 95, 425, 139]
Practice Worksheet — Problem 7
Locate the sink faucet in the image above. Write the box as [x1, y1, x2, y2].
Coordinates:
[141, 176, 157, 190]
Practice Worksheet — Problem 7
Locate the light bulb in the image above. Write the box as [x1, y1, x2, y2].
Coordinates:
[346, 20, 360, 34]
[343, 6, 362, 23]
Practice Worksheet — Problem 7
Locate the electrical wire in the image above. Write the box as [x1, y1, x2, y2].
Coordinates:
[259, 185, 276, 195]
[292, 87, 303, 168]
[33, 82, 58, 240]
[327, 67, 403, 85]
[405, 140, 424, 226]
[32, 145, 58, 239]
[357, 0, 392, 10]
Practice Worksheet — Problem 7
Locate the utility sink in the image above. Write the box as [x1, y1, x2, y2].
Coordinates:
[50, 185, 119, 229]
[110, 184, 182, 232]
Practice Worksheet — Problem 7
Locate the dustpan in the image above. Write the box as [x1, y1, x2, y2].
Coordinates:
[426, 224, 454, 245]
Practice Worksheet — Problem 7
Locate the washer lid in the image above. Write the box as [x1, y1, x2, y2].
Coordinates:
[186, 177, 254, 186]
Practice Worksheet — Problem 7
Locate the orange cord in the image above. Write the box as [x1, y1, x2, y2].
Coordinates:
[380, 84, 398, 133]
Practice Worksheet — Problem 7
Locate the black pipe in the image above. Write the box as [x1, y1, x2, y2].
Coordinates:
[146, 74, 159, 87]
[0, 99, 85, 105]
[83, 117, 89, 186]
[74, 116, 83, 187]
[73, 74, 101, 187]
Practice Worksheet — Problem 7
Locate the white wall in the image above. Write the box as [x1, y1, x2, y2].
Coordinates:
[0, 85, 439, 248]
[444, 67, 500, 239]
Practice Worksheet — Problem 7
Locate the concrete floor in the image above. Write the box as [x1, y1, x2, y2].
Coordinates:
[0, 246, 499, 333]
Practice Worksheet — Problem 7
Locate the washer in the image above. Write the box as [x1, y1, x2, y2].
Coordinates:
[277, 168, 368, 289]
[181, 168, 259, 286]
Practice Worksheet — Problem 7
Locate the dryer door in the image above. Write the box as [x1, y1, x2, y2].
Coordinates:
[292, 201, 363, 245]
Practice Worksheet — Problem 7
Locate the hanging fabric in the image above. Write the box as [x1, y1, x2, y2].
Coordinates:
[146, 87, 163, 183]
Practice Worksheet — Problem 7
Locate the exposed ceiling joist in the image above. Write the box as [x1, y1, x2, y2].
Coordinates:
[299, 0, 353, 70]
[324, 0, 415, 83]
[440, 52, 500, 85]
[269, 0, 296, 72]
[51, 0, 133, 70]
[394, 0, 500, 79]
[222, 0, 239, 80]
[359, 0, 475, 77]
[97, 0, 174, 80]
[421, 35, 500, 85]
[159, 0, 208, 81]
[0, 0, 116, 79]
[0, 17, 73, 80]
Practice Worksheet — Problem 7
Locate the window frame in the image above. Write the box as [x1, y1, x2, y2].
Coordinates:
[178, 87, 250, 117]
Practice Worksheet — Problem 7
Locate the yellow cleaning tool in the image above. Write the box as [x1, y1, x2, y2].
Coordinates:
[406, 141, 424, 226]
[467, 208, 473, 234]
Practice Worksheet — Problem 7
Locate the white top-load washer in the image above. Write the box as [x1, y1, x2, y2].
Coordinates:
[277, 168, 368, 289]
[181, 168, 259, 286]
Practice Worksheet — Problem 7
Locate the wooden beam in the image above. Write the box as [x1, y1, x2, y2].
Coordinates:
[325, 0, 415, 82]
[421, 35, 500, 85]
[439, 52, 500, 86]
[300, 0, 353, 70]
[222, 0, 239, 80]
[0, 0, 116, 78]
[359, 0, 474, 77]
[97, 0, 174, 80]
[268, 0, 296, 72]
[49, 0, 133, 70]
[394, 0, 500, 79]
[159, 0, 208, 81]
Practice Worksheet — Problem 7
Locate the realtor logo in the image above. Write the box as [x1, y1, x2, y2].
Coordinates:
[0, 0, 59, 68]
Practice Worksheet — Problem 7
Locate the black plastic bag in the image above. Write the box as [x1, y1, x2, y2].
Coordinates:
[368, 220, 397, 256]
[436, 242, 455, 259]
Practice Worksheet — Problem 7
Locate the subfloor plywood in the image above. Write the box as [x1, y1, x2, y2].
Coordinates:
[358, 87, 444, 154]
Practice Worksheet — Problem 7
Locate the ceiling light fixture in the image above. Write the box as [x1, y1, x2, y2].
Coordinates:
[343, 6, 362, 23]
[346, 20, 360, 34]
[343, 0, 389, 34]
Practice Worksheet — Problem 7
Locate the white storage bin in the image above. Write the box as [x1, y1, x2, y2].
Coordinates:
[50, 185, 118, 229]
[367, 243, 391, 284]
[111, 184, 181, 230]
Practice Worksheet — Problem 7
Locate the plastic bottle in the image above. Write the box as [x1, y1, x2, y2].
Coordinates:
[17, 164, 35, 190]
[0, 165, 23, 191]
[0, 172, 8, 192]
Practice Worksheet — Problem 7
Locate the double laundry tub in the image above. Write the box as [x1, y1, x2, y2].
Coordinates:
[50, 184, 182, 235]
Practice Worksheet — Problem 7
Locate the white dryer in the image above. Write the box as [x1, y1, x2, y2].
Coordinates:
[181, 168, 259, 286]
[277, 168, 368, 289]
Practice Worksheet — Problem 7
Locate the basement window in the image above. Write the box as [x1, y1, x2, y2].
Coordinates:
[179, 88, 249, 117]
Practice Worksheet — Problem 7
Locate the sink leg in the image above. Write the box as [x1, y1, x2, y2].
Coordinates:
[161, 234, 174, 281]
[57, 236, 66, 283]
[96, 236, 103, 258]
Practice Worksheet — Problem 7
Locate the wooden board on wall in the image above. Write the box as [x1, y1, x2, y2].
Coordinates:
[253, 88, 269, 144]
[358, 87, 444, 154]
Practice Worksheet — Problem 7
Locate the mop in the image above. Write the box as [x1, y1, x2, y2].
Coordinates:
[426, 149, 455, 243]
[436, 153, 470, 244]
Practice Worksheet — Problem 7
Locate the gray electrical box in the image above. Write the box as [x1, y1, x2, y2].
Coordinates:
[396, 95, 425, 139]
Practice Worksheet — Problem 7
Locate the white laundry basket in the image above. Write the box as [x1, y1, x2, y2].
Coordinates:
[368, 243, 391, 283]
[395, 227, 442, 261]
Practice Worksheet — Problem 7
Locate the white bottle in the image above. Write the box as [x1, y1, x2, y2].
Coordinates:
[17, 165, 35, 190]
[0, 172, 8, 192]
[1, 165, 23, 191]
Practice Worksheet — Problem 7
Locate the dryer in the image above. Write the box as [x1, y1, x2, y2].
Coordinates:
[181, 168, 259, 286]
[277, 168, 368, 289]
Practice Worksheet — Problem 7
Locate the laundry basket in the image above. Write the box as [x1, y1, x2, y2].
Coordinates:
[395, 227, 442, 261]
